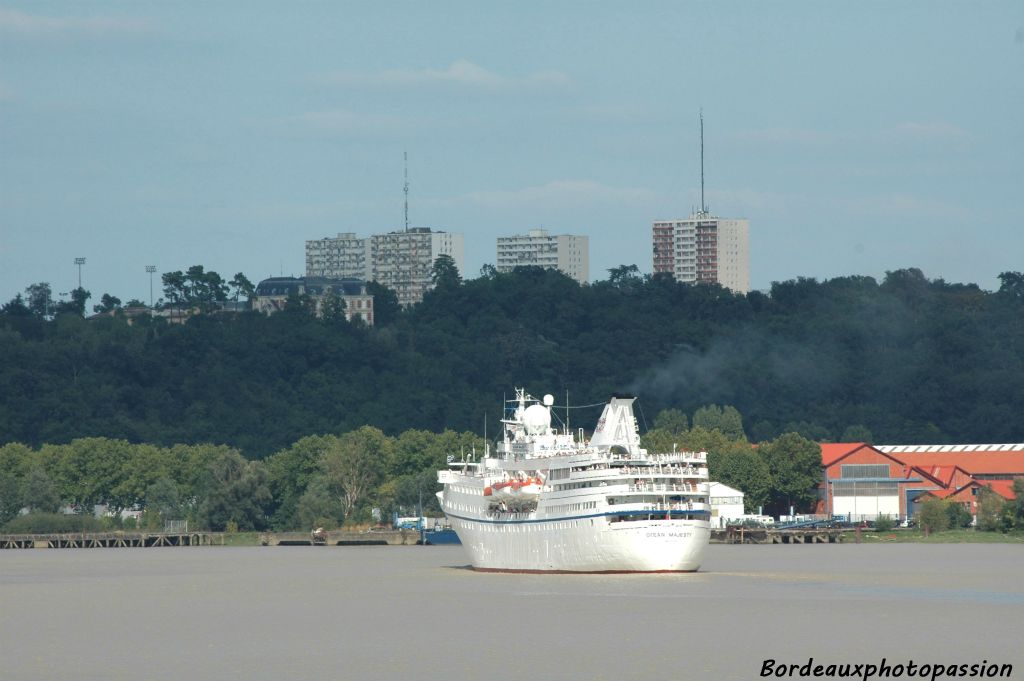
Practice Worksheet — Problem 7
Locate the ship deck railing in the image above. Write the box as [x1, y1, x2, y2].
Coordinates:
[626, 483, 704, 494]
[611, 465, 708, 477]
[607, 501, 710, 513]
[619, 451, 707, 463]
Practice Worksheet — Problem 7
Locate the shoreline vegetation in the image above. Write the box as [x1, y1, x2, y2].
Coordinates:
[3, 268, 1023, 535]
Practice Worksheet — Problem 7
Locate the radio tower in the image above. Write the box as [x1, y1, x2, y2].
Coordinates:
[700, 109, 707, 215]
[403, 151, 409, 232]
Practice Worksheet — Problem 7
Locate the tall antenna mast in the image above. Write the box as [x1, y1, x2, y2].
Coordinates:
[700, 109, 706, 215]
[403, 151, 409, 232]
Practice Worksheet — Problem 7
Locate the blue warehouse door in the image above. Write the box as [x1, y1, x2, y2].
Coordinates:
[905, 489, 928, 520]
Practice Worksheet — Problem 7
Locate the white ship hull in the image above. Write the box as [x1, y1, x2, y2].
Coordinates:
[447, 513, 709, 573]
[439, 390, 712, 573]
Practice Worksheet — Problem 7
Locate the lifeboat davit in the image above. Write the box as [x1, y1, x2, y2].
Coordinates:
[519, 478, 542, 497]
[492, 481, 512, 500]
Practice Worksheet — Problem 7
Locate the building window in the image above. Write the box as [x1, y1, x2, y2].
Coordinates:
[840, 464, 890, 479]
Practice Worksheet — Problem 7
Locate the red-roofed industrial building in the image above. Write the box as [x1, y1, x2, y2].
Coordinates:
[818, 443, 1023, 522]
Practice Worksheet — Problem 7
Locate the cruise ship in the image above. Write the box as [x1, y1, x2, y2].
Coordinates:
[437, 390, 710, 573]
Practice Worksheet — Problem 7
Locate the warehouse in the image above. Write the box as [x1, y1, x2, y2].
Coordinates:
[819, 443, 1023, 522]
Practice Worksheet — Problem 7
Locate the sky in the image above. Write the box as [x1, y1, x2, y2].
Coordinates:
[1, 1, 1022, 306]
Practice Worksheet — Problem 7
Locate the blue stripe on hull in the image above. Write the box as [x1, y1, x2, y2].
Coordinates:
[445, 509, 711, 525]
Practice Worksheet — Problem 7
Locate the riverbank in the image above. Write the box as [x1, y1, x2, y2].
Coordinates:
[8, 527, 1023, 550]
[841, 528, 1024, 543]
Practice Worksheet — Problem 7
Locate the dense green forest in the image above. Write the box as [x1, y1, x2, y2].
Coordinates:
[2, 265, 1023, 531]
[3, 266, 1023, 458]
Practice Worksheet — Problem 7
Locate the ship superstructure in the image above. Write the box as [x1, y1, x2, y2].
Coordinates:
[437, 390, 710, 572]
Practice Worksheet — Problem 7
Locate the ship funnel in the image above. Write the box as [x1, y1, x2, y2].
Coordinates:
[589, 396, 641, 452]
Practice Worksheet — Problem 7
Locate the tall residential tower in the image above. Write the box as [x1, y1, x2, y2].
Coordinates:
[653, 112, 750, 293]
[370, 228, 464, 306]
[652, 214, 749, 293]
[305, 233, 371, 280]
[496, 229, 589, 283]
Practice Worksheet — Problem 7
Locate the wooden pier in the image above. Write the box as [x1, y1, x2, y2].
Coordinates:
[711, 527, 845, 545]
[0, 531, 224, 549]
[260, 529, 420, 546]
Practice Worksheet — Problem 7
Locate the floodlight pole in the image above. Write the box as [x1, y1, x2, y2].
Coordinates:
[74, 257, 86, 289]
[146, 265, 157, 307]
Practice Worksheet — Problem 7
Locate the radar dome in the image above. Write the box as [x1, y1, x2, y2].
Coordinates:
[543, 394, 555, 406]
[523, 403, 551, 435]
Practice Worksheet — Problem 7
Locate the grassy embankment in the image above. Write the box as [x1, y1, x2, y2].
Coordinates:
[843, 528, 1024, 543]
[222, 532, 263, 546]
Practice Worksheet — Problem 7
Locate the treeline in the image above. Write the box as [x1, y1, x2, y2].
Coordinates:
[0, 428, 482, 532]
[2, 266, 1024, 459]
[0, 409, 824, 532]
[915, 487, 1024, 534]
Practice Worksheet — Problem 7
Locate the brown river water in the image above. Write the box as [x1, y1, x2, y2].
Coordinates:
[1, 543, 1021, 681]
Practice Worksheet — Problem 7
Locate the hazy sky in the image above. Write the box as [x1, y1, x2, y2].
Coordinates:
[1, 2, 1022, 305]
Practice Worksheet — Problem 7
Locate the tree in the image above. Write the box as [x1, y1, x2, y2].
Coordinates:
[321, 426, 390, 520]
[430, 254, 461, 291]
[653, 408, 689, 434]
[874, 514, 894, 532]
[757, 433, 821, 516]
[607, 264, 641, 288]
[918, 497, 950, 534]
[22, 464, 60, 513]
[639, 428, 679, 457]
[975, 487, 1005, 532]
[321, 290, 348, 324]
[145, 476, 181, 521]
[0, 471, 21, 526]
[294, 476, 343, 530]
[0, 444, 26, 525]
[693, 405, 745, 440]
[93, 293, 122, 314]
[185, 265, 209, 305]
[997, 271, 1024, 299]
[180, 265, 229, 311]
[50, 438, 132, 513]
[203, 270, 229, 310]
[1010, 478, 1024, 527]
[195, 450, 272, 531]
[946, 502, 972, 529]
[1, 293, 31, 316]
[55, 287, 90, 316]
[25, 282, 53, 317]
[161, 271, 187, 307]
[265, 435, 337, 529]
[713, 447, 771, 513]
[840, 425, 874, 443]
[366, 281, 400, 325]
[229, 272, 255, 302]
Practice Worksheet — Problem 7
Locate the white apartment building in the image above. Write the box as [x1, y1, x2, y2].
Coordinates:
[495, 229, 589, 284]
[305, 233, 371, 280]
[370, 228, 465, 306]
[652, 213, 749, 293]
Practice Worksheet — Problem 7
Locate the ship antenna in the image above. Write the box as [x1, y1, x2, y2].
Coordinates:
[403, 151, 409, 232]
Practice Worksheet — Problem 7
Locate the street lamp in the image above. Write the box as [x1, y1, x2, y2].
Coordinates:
[74, 257, 86, 289]
[145, 265, 157, 308]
